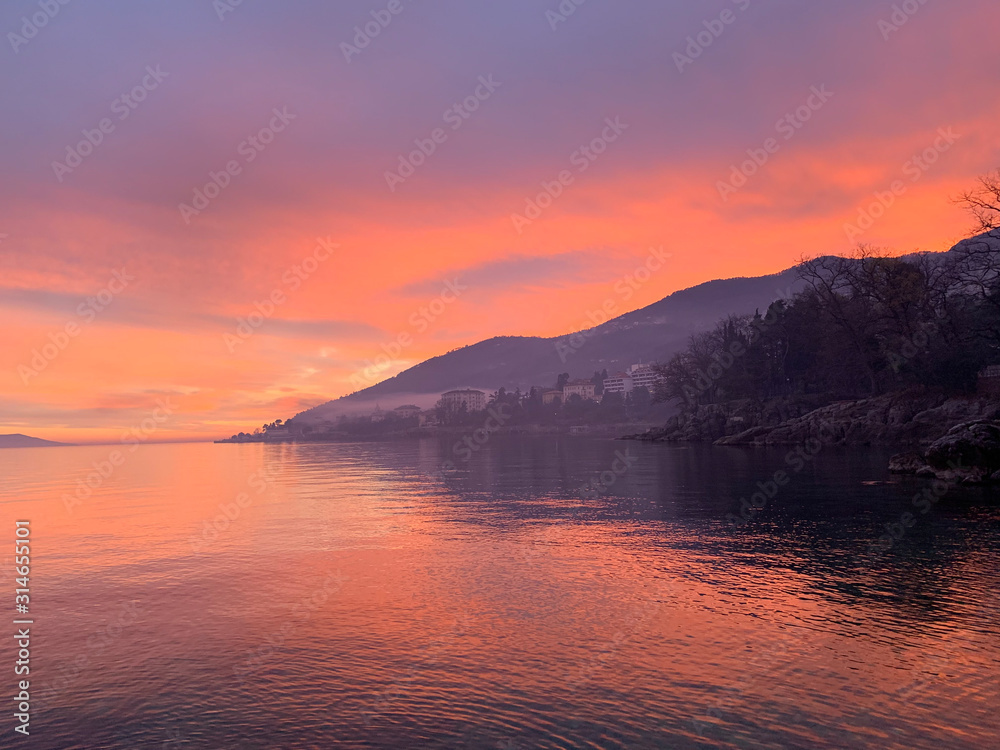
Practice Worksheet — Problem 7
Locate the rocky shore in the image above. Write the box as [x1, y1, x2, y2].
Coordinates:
[888, 421, 1000, 484]
[625, 392, 1000, 483]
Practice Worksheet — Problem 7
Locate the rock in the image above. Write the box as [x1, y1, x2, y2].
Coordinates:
[725, 416, 747, 435]
[923, 421, 1000, 484]
[645, 393, 1000, 451]
[888, 451, 929, 474]
[715, 426, 771, 445]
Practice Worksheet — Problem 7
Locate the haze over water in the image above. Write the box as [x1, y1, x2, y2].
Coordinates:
[2, 437, 998, 748]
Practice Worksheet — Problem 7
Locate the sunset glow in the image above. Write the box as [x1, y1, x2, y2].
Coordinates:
[3, 0, 999, 442]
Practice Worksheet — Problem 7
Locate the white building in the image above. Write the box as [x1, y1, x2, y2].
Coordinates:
[440, 389, 487, 412]
[603, 372, 634, 394]
[627, 364, 661, 390]
[604, 364, 662, 394]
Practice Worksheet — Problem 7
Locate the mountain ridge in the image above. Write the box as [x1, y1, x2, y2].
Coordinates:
[273, 236, 994, 428]
[291, 264, 805, 424]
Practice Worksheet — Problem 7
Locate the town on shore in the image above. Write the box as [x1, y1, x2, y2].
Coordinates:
[217, 363, 669, 443]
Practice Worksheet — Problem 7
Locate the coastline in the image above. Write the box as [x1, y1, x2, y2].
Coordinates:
[214, 422, 661, 444]
[622, 391, 1000, 484]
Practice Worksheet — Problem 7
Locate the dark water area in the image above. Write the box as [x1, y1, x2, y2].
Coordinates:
[2, 436, 998, 748]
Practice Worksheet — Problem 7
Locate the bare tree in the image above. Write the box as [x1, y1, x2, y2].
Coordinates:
[957, 169, 1000, 232]
[797, 253, 884, 394]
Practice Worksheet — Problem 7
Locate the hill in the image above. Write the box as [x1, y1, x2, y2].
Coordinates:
[292, 265, 804, 424]
[0, 434, 71, 449]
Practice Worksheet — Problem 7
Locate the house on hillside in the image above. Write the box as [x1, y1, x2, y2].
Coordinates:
[542, 389, 563, 405]
[440, 389, 487, 412]
[563, 380, 597, 401]
[394, 405, 421, 419]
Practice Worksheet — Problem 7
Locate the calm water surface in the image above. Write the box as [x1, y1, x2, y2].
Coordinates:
[1, 437, 998, 749]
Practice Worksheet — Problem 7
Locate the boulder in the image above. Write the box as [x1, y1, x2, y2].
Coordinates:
[888, 451, 929, 474]
[923, 421, 1000, 483]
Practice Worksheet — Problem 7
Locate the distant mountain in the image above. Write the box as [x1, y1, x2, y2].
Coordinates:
[0, 433, 71, 448]
[292, 265, 804, 425]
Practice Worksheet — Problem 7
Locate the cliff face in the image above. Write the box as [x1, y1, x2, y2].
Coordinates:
[633, 392, 1000, 448]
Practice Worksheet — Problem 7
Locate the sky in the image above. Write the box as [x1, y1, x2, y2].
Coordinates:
[2, 0, 999, 443]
